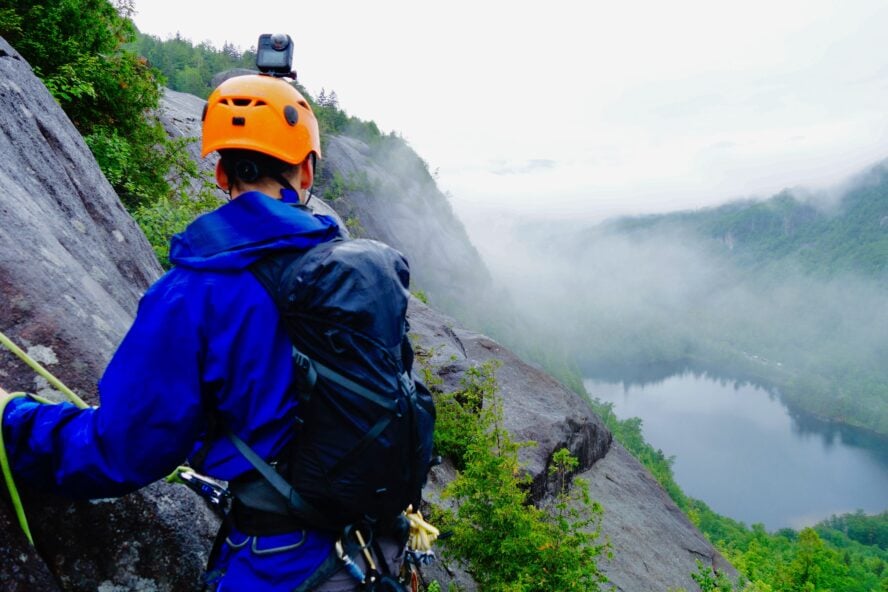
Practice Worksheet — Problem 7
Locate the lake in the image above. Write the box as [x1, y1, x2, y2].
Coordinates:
[584, 372, 888, 530]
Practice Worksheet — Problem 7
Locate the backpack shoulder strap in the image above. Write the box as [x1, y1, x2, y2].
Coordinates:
[248, 248, 306, 310]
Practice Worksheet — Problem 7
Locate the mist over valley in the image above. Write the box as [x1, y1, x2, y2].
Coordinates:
[454, 159, 888, 527]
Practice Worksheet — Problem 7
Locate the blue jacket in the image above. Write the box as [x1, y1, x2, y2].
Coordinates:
[3, 191, 343, 590]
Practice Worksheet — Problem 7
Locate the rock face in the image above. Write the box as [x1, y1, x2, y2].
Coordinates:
[582, 443, 736, 591]
[0, 37, 219, 591]
[407, 298, 735, 591]
[318, 135, 494, 314]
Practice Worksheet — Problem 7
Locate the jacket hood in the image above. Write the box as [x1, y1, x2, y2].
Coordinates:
[169, 191, 340, 271]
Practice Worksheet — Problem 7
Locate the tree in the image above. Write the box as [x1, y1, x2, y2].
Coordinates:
[1, 0, 170, 206]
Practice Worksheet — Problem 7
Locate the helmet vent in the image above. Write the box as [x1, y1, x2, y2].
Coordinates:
[284, 105, 299, 126]
[232, 98, 252, 106]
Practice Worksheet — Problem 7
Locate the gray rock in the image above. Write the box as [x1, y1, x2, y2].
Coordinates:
[406, 297, 733, 591]
[408, 298, 610, 497]
[319, 135, 494, 314]
[209, 68, 257, 89]
[0, 36, 219, 591]
[157, 88, 222, 201]
[582, 443, 737, 591]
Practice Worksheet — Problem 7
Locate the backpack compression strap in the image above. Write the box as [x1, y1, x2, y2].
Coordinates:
[291, 346, 400, 413]
[290, 346, 407, 479]
[227, 431, 326, 526]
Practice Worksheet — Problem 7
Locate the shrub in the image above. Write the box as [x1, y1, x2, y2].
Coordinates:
[434, 361, 609, 591]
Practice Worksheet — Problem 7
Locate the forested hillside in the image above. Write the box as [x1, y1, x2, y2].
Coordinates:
[614, 164, 888, 278]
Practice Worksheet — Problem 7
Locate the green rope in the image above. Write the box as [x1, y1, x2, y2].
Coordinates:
[0, 392, 33, 545]
[0, 330, 87, 409]
[0, 328, 88, 546]
[0, 328, 195, 545]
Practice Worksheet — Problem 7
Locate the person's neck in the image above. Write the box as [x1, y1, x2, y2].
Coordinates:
[231, 180, 287, 200]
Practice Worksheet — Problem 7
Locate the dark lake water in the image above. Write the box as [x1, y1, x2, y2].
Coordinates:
[584, 372, 888, 530]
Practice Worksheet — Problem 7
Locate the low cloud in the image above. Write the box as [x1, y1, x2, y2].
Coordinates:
[488, 159, 557, 176]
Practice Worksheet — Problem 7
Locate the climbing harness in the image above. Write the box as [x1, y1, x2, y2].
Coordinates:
[0, 329, 205, 545]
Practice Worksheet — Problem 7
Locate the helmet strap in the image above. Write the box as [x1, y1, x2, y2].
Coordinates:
[272, 172, 301, 204]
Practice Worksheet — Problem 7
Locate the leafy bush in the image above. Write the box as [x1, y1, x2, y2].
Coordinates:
[1, 0, 171, 208]
[134, 190, 219, 268]
[433, 361, 609, 591]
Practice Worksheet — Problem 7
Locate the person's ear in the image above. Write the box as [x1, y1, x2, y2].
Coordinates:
[298, 157, 314, 190]
[215, 160, 230, 191]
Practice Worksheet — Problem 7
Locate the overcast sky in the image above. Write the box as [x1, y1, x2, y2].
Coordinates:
[132, 0, 888, 223]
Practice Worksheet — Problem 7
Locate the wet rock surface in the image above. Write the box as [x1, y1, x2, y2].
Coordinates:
[320, 135, 494, 312]
[582, 443, 737, 591]
[0, 36, 219, 591]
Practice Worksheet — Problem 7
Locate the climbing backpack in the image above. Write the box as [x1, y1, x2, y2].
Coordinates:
[230, 237, 436, 532]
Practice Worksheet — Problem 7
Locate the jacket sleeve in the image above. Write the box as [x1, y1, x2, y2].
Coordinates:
[1, 276, 207, 499]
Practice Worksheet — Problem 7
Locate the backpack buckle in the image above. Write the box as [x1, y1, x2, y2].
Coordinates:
[398, 372, 415, 397]
[292, 347, 318, 391]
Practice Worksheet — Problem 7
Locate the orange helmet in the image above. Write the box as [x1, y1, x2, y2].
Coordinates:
[201, 74, 321, 163]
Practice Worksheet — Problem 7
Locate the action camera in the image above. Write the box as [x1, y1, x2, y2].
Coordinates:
[256, 33, 294, 77]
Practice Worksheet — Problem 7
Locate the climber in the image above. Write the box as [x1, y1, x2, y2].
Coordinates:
[0, 68, 423, 590]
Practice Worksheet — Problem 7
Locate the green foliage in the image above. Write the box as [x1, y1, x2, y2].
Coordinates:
[345, 215, 365, 237]
[135, 33, 256, 99]
[689, 561, 735, 592]
[818, 510, 888, 551]
[133, 191, 219, 268]
[412, 290, 430, 305]
[432, 363, 495, 469]
[1, 0, 175, 208]
[323, 169, 375, 202]
[434, 361, 608, 591]
[311, 87, 385, 146]
[132, 136, 220, 267]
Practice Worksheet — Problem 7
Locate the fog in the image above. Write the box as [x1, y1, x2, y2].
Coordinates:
[455, 171, 888, 436]
[133, 0, 888, 221]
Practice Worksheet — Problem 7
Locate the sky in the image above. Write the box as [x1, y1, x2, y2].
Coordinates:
[132, 0, 888, 223]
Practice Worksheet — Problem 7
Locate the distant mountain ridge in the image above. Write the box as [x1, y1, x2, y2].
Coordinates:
[610, 161, 888, 279]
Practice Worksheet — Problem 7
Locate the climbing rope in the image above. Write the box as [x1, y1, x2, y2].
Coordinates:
[405, 504, 439, 562]
[0, 329, 195, 545]
[0, 328, 88, 545]
[0, 330, 87, 408]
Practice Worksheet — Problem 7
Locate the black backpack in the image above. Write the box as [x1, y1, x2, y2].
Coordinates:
[229, 237, 436, 531]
